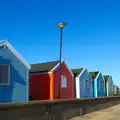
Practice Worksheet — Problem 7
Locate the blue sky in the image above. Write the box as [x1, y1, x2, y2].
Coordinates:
[0, 0, 120, 85]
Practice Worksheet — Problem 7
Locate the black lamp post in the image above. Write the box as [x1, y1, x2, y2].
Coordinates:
[57, 22, 67, 99]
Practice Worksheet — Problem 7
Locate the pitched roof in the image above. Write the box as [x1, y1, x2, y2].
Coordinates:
[0, 40, 31, 69]
[89, 71, 99, 79]
[30, 60, 59, 73]
[71, 68, 84, 77]
[103, 75, 110, 81]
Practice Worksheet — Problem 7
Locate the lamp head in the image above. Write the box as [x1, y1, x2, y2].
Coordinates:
[57, 22, 67, 29]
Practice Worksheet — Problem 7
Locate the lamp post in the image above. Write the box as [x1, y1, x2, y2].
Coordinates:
[57, 22, 67, 99]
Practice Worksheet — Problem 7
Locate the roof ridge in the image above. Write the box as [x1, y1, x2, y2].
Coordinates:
[103, 75, 111, 80]
[103, 75, 110, 76]
[30, 60, 61, 73]
[31, 60, 60, 65]
[71, 68, 85, 77]
[89, 71, 99, 73]
[71, 68, 84, 70]
[89, 71, 100, 79]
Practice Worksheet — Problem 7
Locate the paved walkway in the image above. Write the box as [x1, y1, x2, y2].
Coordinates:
[71, 104, 120, 120]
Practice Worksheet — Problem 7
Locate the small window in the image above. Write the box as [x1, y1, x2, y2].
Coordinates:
[85, 80, 88, 88]
[100, 80, 102, 91]
[61, 75, 67, 88]
[0, 64, 10, 85]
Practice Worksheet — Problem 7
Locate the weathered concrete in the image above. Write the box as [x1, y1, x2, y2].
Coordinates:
[72, 104, 120, 120]
[0, 96, 120, 120]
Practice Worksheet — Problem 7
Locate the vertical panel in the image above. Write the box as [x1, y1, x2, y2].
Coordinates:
[49, 72, 53, 100]
[76, 77, 80, 98]
[94, 80, 97, 97]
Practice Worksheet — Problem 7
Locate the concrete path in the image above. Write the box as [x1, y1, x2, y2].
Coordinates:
[71, 104, 120, 120]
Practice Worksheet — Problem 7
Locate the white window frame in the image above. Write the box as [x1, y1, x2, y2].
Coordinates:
[61, 75, 67, 88]
[0, 64, 10, 85]
[84, 80, 89, 88]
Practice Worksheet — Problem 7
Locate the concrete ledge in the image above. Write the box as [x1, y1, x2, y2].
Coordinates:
[0, 96, 119, 120]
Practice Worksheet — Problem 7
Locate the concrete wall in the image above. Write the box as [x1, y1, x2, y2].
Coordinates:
[0, 96, 120, 120]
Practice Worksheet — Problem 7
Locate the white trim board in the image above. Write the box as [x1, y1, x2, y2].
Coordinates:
[77, 68, 86, 78]
[107, 81, 108, 96]
[94, 71, 100, 80]
[76, 77, 80, 98]
[97, 71, 106, 83]
[104, 75, 111, 82]
[77, 68, 93, 79]
[50, 59, 74, 77]
[0, 40, 31, 69]
[93, 71, 104, 80]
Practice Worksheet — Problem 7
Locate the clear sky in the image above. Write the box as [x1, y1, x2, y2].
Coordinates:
[0, 0, 120, 85]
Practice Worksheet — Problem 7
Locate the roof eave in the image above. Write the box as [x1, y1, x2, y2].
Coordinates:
[0, 40, 31, 69]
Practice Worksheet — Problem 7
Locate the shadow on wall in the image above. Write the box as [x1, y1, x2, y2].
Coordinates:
[0, 56, 27, 102]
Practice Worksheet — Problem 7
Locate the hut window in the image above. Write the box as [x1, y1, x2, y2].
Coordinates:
[100, 80, 102, 91]
[85, 80, 89, 88]
[61, 75, 67, 88]
[0, 64, 10, 85]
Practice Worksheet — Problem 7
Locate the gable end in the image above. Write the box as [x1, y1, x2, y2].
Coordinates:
[0, 40, 31, 69]
[51, 60, 74, 76]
